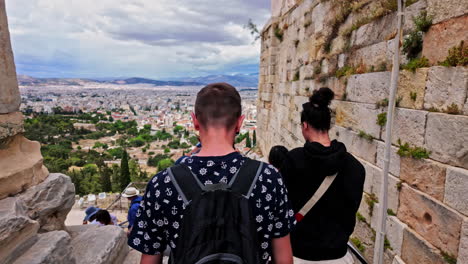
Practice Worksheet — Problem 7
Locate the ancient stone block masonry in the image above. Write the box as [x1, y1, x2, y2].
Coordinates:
[257, 0, 468, 263]
[0, 1, 129, 263]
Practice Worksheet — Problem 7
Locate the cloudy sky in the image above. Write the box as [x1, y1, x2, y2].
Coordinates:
[5, 0, 270, 79]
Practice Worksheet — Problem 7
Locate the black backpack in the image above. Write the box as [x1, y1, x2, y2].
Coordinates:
[167, 158, 263, 264]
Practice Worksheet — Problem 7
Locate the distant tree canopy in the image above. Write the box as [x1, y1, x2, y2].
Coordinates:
[158, 158, 174, 171]
[120, 150, 131, 190]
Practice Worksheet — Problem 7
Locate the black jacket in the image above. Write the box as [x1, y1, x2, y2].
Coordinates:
[280, 140, 365, 260]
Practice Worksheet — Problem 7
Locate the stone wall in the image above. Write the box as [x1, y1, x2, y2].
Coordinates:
[0, 1, 129, 263]
[258, 0, 468, 263]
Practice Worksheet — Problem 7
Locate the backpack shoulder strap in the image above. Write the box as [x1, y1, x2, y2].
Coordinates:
[230, 158, 263, 198]
[168, 164, 203, 205]
[297, 172, 338, 219]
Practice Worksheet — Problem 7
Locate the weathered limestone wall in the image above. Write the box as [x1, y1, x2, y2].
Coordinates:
[0, 1, 129, 263]
[258, 0, 468, 263]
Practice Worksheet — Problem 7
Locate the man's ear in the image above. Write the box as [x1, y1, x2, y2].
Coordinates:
[302, 122, 308, 130]
[191, 112, 200, 131]
[235, 115, 245, 133]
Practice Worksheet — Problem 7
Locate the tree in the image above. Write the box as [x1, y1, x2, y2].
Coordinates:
[120, 150, 131, 190]
[246, 132, 252, 148]
[96, 159, 112, 192]
[253, 130, 257, 146]
[158, 158, 174, 171]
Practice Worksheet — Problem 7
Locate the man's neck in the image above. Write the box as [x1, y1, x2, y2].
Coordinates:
[196, 127, 236, 157]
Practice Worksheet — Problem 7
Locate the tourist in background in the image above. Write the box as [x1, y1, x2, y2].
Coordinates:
[268, 145, 288, 170]
[83, 206, 118, 225]
[122, 187, 143, 231]
[280, 87, 365, 263]
[95, 210, 113, 226]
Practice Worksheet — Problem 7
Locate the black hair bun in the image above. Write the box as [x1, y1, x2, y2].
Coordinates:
[310, 87, 334, 108]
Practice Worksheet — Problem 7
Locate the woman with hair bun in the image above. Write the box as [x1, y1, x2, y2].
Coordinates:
[280, 87, 365, 263]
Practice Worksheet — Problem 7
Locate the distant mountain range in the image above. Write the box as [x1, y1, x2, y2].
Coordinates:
[17, 73, 259, 88]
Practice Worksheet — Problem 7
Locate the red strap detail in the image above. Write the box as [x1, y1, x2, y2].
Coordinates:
[295, 213, 304, 222]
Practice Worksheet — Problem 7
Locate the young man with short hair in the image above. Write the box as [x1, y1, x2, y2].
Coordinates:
[128, 83, 295, 264]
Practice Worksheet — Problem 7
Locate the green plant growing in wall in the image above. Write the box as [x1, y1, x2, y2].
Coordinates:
[384, 236, 393, 250]
[397, 139, 431, 159]
[366, 193, 378, 216]
[358, 130, 374, 141]
[376, 98, 389, 108]
[387, 209, 396, 216]
[410, 91, 417, 101]
[396, 181, 403, 191]
[403, 31, 423, 59]
[441, 251, 457, 264]
[405, 0, 419, 7]
[335, 65, 355, 78]
[378, 62, 388, 72]
[439, 41, 468, 67]
[356, 212, 367, 224]
[350, 237, 365, 253]
[413, 11, 433, 32]
[318, 75, 327, 84]
[274, 26, 284, 42]
[377, 112, 387, 127]
[427, 106, 440, 112]
[293, 71, 300, 81]
[324, 1, 352, 53]
[402, 56, 430, 72]
[445, 103, 461, 115]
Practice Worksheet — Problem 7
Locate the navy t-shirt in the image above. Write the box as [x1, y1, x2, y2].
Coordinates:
[128, 152, 296, 263]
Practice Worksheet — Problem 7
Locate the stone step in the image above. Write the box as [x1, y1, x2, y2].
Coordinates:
[12, 231, 75, 264]
[68, 225, 128, 264]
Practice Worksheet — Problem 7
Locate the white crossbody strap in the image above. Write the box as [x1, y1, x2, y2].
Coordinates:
[298, 173, 338, 217]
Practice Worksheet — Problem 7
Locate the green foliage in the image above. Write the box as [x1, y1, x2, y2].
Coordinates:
[382, 0, 398, 12]
[445, 103, 461, 115]
[173, 125, 185, 134]
[428, 107, 440, 112]
[410, 91, 417, 101]
[164, 148, 170, 153]
[405, 0, 419, 7]
[396, 181, 403, 191]
[158, 158, 175, 171]
[413, 11, 432, 32]
[324, 1, 352, 53]
[335, 65, 355, 78]
[168, 140, 181, 149]
[147, 154, 170, 167]
[107, 147, 124, 159]
[403, 31, 423, 59]
[293, 71, 300, 81]
[376, 98, 389, 108]
[384, 236, 393, 250]
[274, 26, 283, 42]
[93, 141, 108, 149]
[441, 251, 457, 264]
[350, 237, 365, 253]
[402, 56, 429, 72]
[366, 193, 378, 216]
[246, 132, 252, 148]
[377, 112, 387, 127]
[439, 41, 468, 67]
[120, 150, 131, 190]
[188, 135, 199, 146]
[253, 130, 257, 146]
[378, 62, 387, 72]
[356, 212, 367, 223]
[358, 130, 374, 141]
[397, 139, 431, 159]
[387, 209, 396, 216]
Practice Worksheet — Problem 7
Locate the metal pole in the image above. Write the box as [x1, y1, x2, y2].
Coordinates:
[373, 1, 405, 263]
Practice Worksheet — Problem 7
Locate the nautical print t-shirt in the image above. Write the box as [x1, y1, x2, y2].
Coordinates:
[128, 152, 296, 263]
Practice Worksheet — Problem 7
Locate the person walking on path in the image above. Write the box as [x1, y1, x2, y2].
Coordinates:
[128, 83, 295, 264]
[280, 88, 365, 263]
[122, 187, 143, 230]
